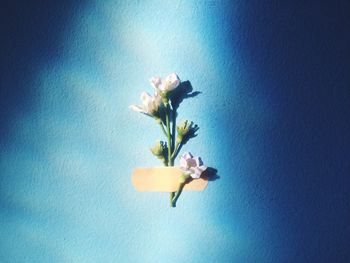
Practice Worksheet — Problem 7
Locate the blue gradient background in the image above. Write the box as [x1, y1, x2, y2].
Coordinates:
[1, 1, 349, 262]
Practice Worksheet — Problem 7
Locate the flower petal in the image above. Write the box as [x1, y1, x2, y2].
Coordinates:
[191, 167, 202, 178]
[129, 105, 144, 113]
[194, 156, 204, 167]
[149, 76, 162, 90]
[182, 152, 193, 160]
[187, 158, 197, 168]
[140, 92, 153, 105]
[199, 165, 207, 172]
[164, 73, 180, 91]
[154, 92, 162, 104]
[179, 156, 188, 169]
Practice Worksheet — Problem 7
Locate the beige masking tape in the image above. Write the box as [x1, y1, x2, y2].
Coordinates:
[131, 167, 208, 192]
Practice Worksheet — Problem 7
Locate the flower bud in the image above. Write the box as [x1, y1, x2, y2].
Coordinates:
[176, 120, 197, 142]
[150, 141, 167, 160]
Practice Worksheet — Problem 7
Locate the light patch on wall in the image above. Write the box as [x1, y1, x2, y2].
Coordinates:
[0, 1, 274, 261]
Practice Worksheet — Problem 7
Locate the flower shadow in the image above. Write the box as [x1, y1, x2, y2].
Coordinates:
[181, 124, 199, 145]
[170, 80, 201, 111]
[169, 80, 201, 156]
[202, 167, 220, 181]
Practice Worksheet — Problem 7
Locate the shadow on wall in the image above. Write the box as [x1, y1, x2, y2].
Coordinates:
[224, 1, 350, 261]
[0, 1, 84, 147]
[202, 167, 219, 181]
[167, 80, 202, 157]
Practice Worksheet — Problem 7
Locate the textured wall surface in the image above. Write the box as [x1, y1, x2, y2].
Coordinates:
[1, 1, 350, 262]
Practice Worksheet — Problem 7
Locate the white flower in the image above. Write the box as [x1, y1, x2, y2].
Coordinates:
[129, 91, 162, 116]
[149, 76, 162, 90]
[149, 73, 180, 93]
[179, 152, 207, 179]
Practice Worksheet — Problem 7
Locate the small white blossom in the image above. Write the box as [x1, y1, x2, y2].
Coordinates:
[179, 152, 207, 179]
[129, 91, 162, 116]
[149, 73, 180, 93]
[149, 76, 162, 90]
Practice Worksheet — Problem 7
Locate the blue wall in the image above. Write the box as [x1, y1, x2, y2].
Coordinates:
[1, 1, 349, 262]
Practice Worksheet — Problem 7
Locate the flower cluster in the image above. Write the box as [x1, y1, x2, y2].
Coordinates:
[129, 73, 181, 120]
[130, 73, 206, 207]
[180, 152, 207, 179]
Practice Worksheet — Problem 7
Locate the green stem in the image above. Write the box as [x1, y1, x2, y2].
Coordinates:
[170, 192, 175, 207]
[171, 107, 177, 153]
[165, 108, 172, 166]
[172, 182, 185, 207]
[170, 141, 181, 161]
[165, 103, 175, 207]
[172, 174, 190, 206]
[159, 122, 167, 138]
